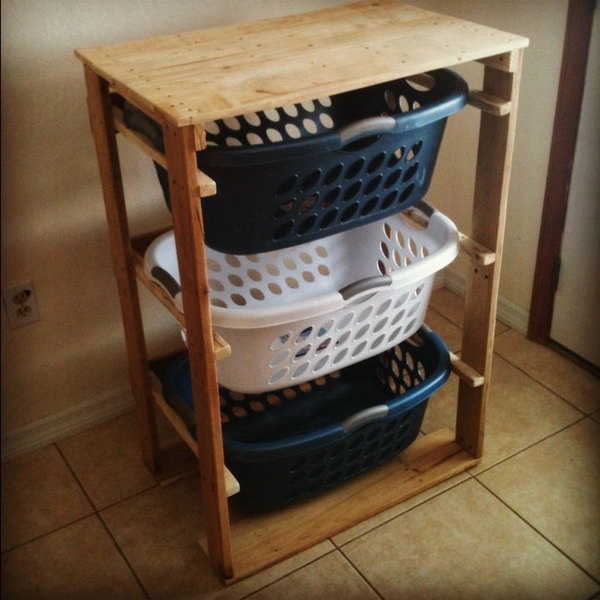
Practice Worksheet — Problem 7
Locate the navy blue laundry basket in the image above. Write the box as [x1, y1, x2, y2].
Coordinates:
[123, 69, 467, 254]
[160, 327, 450, 511]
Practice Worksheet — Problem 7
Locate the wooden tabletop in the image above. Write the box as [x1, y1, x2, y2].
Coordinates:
[75, 0, 528, 126]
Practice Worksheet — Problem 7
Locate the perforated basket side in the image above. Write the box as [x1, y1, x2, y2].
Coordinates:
[169, 327, 451, 511]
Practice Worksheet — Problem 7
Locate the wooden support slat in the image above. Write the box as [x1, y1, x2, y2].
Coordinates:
[201, 429, 478, 585]
[449, 352, 484, 388]
[468, 90, 512, 116]
[131, 243, 231, 360]
[84, 66, 161, 473]
[456, 49, 524, 457]
[162, 123, 234, 578]
[403, 209, 496, 266]
[458, 232, 496, 266]
[149, 373, 240, 497]
[112, 106, 217, 198]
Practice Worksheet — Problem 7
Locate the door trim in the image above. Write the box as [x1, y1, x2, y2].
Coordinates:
[528, 0, 595, 342]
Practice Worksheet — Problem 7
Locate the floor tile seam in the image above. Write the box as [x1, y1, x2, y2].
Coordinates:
[468, 414, 588, 477]
[490, 351, 595, 416]
[585, 590, 600, 600]
[332, 472, 475, 549]
[96, 511, 152, 600]
[54, 438, 161, 511]
[472, 477, 600, 586]
[337, 546, 385, 600]
[54, 443, 102, 511]
[431, 297, 594, 413]
[95, 482, 162, 512]
[427, 305, 462, 330]
[0, 512, 94, 555]
[238, 546, 340, 600]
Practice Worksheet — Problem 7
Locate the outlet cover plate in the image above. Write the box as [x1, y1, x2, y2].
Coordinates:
[2, 281, 41, 328]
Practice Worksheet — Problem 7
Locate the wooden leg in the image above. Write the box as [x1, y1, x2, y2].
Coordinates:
[456, 50, 524, 457]
[162, 123, 234, 579]
[84, 66, 160, 472]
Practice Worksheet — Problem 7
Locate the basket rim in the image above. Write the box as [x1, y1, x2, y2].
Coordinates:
[122, 68, 468, 168]
[197, 68, 468, 167]
[145, 202, 459, 329]
[221, 326, 449, 460]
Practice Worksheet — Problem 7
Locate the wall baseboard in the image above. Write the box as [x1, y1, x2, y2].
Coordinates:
[443, 267, 530, 335]
[1, 389, 134, 462]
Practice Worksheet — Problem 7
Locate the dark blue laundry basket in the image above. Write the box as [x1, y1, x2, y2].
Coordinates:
[123, 69, 467, 254]
[160, 327, 450, 511]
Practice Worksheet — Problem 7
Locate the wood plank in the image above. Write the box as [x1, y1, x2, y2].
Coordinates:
[449, 352, 484, 388]
[131, 233, 231, 360]
[200, 429, 478, 584]
[458, 232, 496, 266]
[456, 50, 524, 457]
[75, 1, 527, 125]
[477, 50, 521, 73]
[113, 106, 217, 197]
[149, 373, 240, 497]
[84, 66, 161, 473]
[468, 90, 512, 116]
[162, 122, 234, 578]
[404, 209, 496, 266]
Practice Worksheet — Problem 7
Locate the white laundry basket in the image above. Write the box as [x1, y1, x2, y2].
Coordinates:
[144, 201, 458, 393]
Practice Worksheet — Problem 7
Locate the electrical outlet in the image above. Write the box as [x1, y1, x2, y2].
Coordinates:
[2, 281, 41, 328]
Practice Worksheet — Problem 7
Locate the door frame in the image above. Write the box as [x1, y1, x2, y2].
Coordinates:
[528, 0, 595, 353]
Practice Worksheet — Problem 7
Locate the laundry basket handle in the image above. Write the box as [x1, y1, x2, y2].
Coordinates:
[342, 405, 390, 433]
[339, 275, 393, 301]
[338, 116, 396, 145]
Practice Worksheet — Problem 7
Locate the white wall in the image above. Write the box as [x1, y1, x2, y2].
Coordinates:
[410, 0, 566, 313]
[1, 1, 567, 443]
[0, 0, 347, 437]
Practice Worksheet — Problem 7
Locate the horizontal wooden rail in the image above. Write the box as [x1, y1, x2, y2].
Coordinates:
[468, 90, 512, 116]
[458, 232, 496, 265]
[113, 106, 217, 198]
[403, 209, 496, 266]
[449, 352, 484, 388]
[131, 241, 231, 360]
[149, 373, 240, 497]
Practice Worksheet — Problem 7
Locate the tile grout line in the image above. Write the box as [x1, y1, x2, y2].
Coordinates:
[467, 414, 588, 477]
[54, 444, 153, 600]
[431, 292, 596, 416]
[332, 473, 475, 549]
[238, 547, 340, 600]
[472, 477, 600, 586]
[0, 512, 94, 555]
[337, 546, 385, 600]
[490, 350, 594, 417]
[96, 511, 153, 600]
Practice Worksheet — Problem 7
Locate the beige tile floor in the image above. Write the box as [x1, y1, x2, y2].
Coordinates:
[2, 289, 600, 600]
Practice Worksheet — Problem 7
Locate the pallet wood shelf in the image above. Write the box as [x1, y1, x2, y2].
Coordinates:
[77, 0, 527, 583]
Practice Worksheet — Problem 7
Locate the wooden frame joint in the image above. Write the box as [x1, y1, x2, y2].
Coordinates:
[477, 50, 520, 73]
[449, 352, 485, 388]
[458, 232, 496, 265]
[112, 105, 217, 198]
[468, 90, 512, 116]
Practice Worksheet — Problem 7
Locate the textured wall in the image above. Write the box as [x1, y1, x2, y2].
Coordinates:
[0, 0, 347, 433]
[1, 0, 567, 435]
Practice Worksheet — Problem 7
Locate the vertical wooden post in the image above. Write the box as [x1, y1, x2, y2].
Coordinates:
[456, 50, 524, 457]
[162, 123, 234, 579]
[84, 66, 160, 472]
